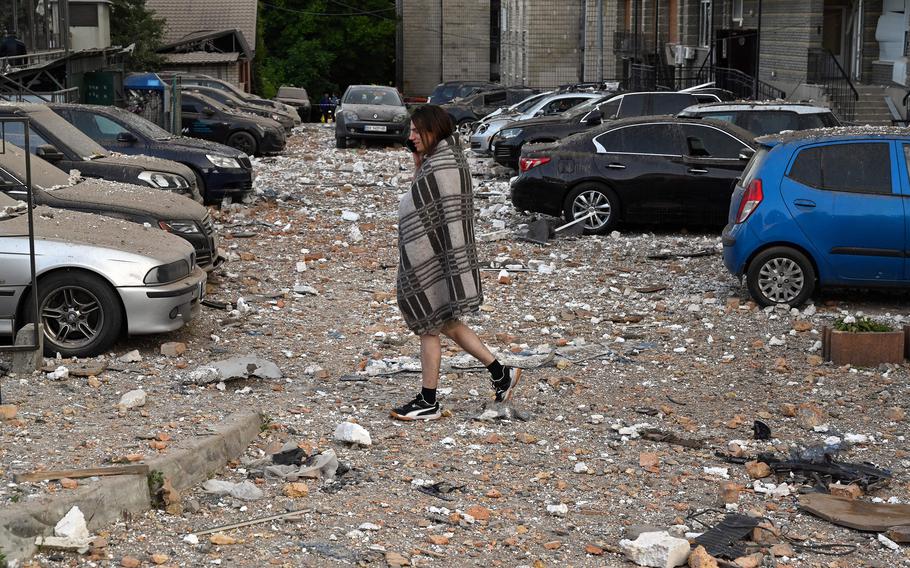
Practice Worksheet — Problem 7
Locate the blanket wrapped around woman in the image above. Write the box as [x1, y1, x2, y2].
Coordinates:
[396, 135, 483, 335]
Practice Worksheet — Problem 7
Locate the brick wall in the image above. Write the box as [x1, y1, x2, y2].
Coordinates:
[401, 0, 443, 97]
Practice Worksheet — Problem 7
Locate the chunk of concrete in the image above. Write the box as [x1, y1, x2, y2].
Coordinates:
[210, 355, 282, 381]
[619, 531, 690, 568]
[11, 323, 43, 374]
[333, 422, 372, 446]
[116, 389, 146, 410]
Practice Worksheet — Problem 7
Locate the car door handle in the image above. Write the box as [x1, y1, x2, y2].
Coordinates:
[607, 163, 626, 169]
[793, 199, 816, 208]
[688, 168, 709, 174]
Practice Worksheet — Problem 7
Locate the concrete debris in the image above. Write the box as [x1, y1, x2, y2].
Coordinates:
[333, 421, 372, 446]
[265, 449, 340, 482]
[473, 401, 530, 422]
[118, 350, 142, 363]
[116, 389, 147, 410]
[35, 506, 92, 553]
[619, 531, 690, 568]
[201, 479, 264, 501]
[204, 355, 283, 382]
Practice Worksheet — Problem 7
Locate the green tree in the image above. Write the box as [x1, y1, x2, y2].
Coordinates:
[110, 0, 166, 71]
[254, 0, 396, 102]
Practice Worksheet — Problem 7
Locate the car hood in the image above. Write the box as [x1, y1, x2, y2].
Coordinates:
[1, 205, 192, 264]
[149, 135, 247, 158]
[39, 179, 208, 221]
[93, 154, 196, 181]
[342, 104, 406, 121]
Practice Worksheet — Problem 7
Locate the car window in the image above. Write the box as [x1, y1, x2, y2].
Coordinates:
[788, 142, 892, 194]
[652, 94, 697, 116]
[181, 101, 200, 114]
[93, 115, 129, 138]
[681, 124, 747, 158]
[798, 112, 839, 129]
[598, 99, 621, 119]
[483, 91, 507, 106]
[70, 110, 103, 139]
[594, 124, 682, 155]
[617, 95, 644, 117]
[738, 111, 800, 136]
[696, 111, 737, 124]
[514, 93, 548, 112]
[0, 122, 51, 153]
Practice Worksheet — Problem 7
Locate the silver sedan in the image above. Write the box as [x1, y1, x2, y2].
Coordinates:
[0, 194, 206, 357]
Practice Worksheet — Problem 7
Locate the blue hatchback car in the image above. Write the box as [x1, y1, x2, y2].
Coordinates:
[723, 127, 910, 307]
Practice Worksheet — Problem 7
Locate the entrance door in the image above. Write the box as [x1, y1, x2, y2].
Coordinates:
[823, 5, 848, 74]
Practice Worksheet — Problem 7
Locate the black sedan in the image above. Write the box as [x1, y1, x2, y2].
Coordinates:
[510, 116, 755, 234]
[182, 85, 296, 133]
[180, 92, 286, 156]
[50, 103, 254, 204]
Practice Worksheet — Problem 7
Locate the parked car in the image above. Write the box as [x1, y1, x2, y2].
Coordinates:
[0, 103, 201, 201]
[335, 85, 409, 149]
[0, 193, 206, 357]
[273, 85, 312, 121]
[427, 80, 499, 105]
[158, 72, 301, 124]
[180, 92, 286, 156]
[511, 116, 755, 234]
[442, 86, 538, 134]
[677, 101, 842, 136]
[491, 91, 712, 169]
[723, 127, 910, 307]
[470, 91, 605, 154]
[49, 103, 253, 204]
[182, 85, 295, 132]
[0, 142, 224, 271]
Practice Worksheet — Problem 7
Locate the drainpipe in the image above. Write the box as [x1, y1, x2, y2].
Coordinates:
[754, 0, 762, 99]
[438, 0, 443, 82]
[598, 0, 604, 81]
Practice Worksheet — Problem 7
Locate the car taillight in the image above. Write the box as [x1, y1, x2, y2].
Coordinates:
[736, 178, 763, 223]
[519, 156, 551, 172]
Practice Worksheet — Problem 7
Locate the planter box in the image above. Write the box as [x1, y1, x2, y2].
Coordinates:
[822, 325, 907, 367]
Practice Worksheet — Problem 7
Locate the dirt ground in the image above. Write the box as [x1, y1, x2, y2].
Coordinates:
[3, 124, 910, 567]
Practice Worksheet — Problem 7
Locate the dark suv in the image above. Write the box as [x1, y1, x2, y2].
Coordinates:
[180, 92, 286, 156]
[427, 80, 499, 105]
[182, 85, 295, 132]
[158, 72, 301, 124]
[0, 103, 201, 201]
[491, 92, 706, 169]
[676, 102, 842, 136]
[442, 87, 538, 132]
[50, 103, 254, 204]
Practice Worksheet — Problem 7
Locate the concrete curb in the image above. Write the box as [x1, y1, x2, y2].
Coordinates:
[0, 410, 262, 564]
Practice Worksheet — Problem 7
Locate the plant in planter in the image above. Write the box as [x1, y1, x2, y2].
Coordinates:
[822, 316, 907, 366]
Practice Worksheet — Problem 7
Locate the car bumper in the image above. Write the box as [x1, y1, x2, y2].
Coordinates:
[339, 121, 408, 141]
[722, 222, 746, 276]
[493, 139, 521, 169]
[260, 130, 286, 154]
[119, 267, 206, 335]
[200, 167, 254, 201]
[509, 172, 566, 217]
[469, 131, 496, 154]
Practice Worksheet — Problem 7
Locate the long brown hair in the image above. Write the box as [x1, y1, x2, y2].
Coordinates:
[410, 104, 454, 156]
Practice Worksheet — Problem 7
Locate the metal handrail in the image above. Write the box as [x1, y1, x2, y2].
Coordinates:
[807, 48, 859, 121]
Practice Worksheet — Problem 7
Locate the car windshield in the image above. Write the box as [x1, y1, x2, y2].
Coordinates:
[27, 106, 109, 159]
[110, 108, 174, 140]
[344, 88, 402, 106]
[277, 87, 307, 99]
[513, 93, 550, 113]
[571, 96, 611, 117]
[0, 142, 72, 189]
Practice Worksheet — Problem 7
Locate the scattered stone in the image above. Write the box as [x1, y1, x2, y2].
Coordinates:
[745, 461, 771, 479]
[202, 479, 264, 501]
[734, 552, 764, 568]
[385, 551, 410, 566]
[333, 421, 372, 446]
[59, 478, 78, 489]
[120, 556, 140, 568]
[885, 407, 906, 422]
[780, 403, 797, 417]
[769, 543, 795, 557]
[465, 505, 491, 522]
[829, 482, 863, 500]
[118, 350, 142, 363]
[116, 389, 147, 410]
[546, 503, 568, 517]
[796, 403, 826, 429]
[209, 355, 283, 381]
[283, 482, 309, 498]
[543, 540, 562, 550]
[619, 531, 690, 568]
[0, 404, 17, 420]
[427, 534, 449, 545]
[209, 532, 237, 545]
[160, 342, 187, 357]
[688, 545, 719, 568]
[150, 553, 170, 565]
[585, 544, 604, 555]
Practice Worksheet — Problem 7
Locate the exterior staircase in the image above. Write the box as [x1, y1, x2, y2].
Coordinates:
[851, 84, 897, 126]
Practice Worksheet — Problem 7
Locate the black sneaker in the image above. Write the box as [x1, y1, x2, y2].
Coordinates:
[493, 366, 522, 403]
[390, 394, 441, 421]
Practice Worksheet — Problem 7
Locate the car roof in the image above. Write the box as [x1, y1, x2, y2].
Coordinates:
[598, 114, 756, 141]
[679, 101, 834, 114]
[757, 125, 910, 147]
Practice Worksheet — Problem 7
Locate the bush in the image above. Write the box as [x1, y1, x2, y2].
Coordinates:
[833, 316, 893, 333]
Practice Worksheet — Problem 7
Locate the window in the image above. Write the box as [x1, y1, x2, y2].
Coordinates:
[483, 91, 507, 106]
[1, 122, 50, 153]
[594, 124, 682, 155]
[699, 0, 712, 47]
[181, 102, 200, 114]
[788, 143, 892, 194]
[681, 124, 747, 158]
[597, 100, 621, 120]
[732, 0, 744, 22]
[70, 4, 99, 27]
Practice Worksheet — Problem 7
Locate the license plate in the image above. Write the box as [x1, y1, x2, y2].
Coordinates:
[364, 125, 387, 132]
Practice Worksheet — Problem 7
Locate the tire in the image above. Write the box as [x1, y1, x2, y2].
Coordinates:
[746, 246, 816, 308]
[23, 270, 123, 358]
[335, 136, 347, 149]
[562, 183, 619, 235]
[227, 131, 258, 156]
[457, 119, 474, 137]
[191, 169, 211, 205]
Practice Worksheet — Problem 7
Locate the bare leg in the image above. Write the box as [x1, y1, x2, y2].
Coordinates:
[441, 320, 495, 366]
[419, 333, 442, 389]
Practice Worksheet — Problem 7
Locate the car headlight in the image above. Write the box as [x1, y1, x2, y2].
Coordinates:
[158, 219, 202, 234]
[499, 128, 522, 139]
[144, 259, 190, 284]
[205, 154, 242, 169]
[394, 113, 409, 122]
[271, 113, 282, 121]
[138, 171, 189, 189]
[476, 123, 489, 134]
[342, 110, 359, 121]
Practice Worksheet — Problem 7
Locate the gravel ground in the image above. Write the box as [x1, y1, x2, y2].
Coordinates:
[3, 123, 910, 567]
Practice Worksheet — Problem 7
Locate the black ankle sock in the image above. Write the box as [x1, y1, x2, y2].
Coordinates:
[486, 360, 506, 384]
[421, 387, 437, 405]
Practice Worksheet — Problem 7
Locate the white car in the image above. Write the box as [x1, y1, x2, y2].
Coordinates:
[470, 91, 606, 155]
[0, 193, 206, 357]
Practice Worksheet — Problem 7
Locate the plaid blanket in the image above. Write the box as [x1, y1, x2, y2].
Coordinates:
[396, 136, 482, 335]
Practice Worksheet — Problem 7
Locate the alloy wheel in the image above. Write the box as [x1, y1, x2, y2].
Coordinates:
[40, 285, 104, 351]
[757, 257, 805, 303]
[572, 189, 612, 231]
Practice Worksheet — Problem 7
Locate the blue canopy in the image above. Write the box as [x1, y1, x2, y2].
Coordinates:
[124, 73, 166, 91]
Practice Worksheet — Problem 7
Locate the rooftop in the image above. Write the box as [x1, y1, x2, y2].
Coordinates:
[146, 0, 256, 52]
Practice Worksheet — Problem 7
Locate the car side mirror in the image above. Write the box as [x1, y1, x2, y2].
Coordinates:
[117, 132, 137, 144]
[203, 107, 215, 116]
[584, 110, 603, 125]
[739, 147, 755, 161]
[36, 144, 64, 162]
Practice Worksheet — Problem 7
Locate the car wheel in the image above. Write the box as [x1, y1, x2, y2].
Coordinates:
[457, 119, 474, 137]
[746, 246, 816, 308]
[191, 170, 211, 204]
[23, 270, 123, 357]
[336, 136, 347, 149]
[227, 131, 258, 156]
[563, 183, 619, 235]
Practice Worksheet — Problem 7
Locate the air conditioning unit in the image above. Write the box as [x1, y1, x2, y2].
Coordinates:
[684, 46, 697, 60]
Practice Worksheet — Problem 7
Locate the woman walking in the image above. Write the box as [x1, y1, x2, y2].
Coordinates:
[391, 105, 521, 421]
